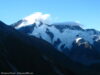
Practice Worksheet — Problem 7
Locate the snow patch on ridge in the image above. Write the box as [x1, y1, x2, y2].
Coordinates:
[76, 37, 82, 43]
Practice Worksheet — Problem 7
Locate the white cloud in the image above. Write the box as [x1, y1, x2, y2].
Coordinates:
[16, 12, 52, 28]
[24, 12, 51, 25]
[75, 20, 85, 27]
[75, 20, 80, 24]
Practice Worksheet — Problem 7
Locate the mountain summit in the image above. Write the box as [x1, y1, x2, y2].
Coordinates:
[13, 12, 51, 29]
[11, 13, 100, 65]
[12, 13, 100, 50]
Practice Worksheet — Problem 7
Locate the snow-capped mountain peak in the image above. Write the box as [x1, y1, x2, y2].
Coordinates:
[24, 12, 50, 24]
[12, 12, 100, 52]
[15, 12, 51, 29]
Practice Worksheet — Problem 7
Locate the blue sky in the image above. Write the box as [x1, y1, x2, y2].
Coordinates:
[0, 0, 100, 30]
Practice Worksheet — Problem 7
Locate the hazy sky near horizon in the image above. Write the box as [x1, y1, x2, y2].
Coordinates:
[0, 0, 100, 30]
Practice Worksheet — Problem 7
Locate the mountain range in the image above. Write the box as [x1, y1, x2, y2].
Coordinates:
[12, 13, 100, 64]
[0, 13, 100, 75]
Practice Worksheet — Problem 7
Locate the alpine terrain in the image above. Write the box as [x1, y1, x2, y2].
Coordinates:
[12, 13, 100, 65]
[0, 12, 100, 75]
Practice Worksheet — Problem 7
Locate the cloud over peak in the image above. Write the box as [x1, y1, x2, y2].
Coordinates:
[23, 12, 51, 25]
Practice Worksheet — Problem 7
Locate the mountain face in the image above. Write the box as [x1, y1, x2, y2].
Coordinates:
[2, 21, 100, 75]
[0, 21, 76, 75]
[1, 20, 100, 75]
[11, 14, 100, 64]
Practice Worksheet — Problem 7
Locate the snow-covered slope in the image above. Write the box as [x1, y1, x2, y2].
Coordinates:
[12, 12, 100, 52]
[14, 12, 51, 29]
[11, 12, 100, 64]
